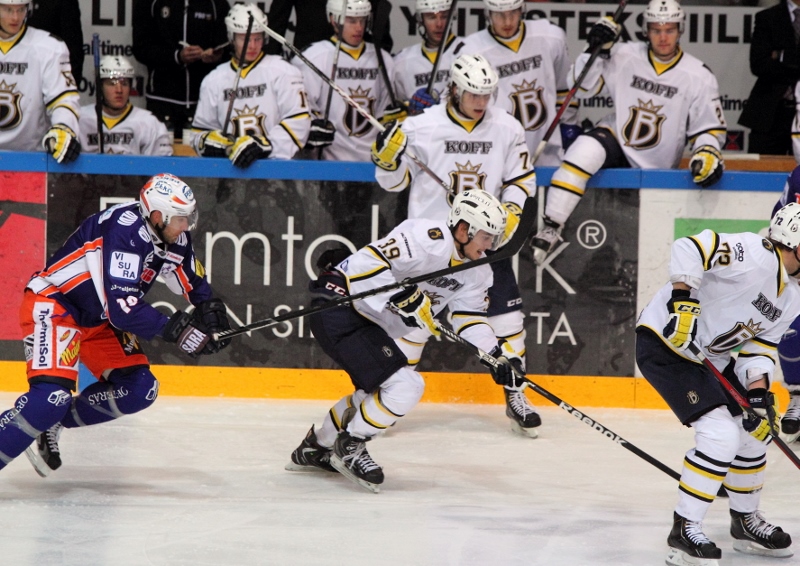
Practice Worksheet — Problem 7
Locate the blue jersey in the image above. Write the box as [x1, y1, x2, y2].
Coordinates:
[773, 165, 800, 217]
[26, 202, 212, 340]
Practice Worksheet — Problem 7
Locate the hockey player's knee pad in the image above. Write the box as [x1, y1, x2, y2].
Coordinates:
[6, 381, 72, 433]
[778, 319, 800, 386]
[379, 367, 425, 416]
[584, 127, 628, 169]
[693, 406, 741, 463]
[106, 366, 160, 414]
[560, 134, 609, 177]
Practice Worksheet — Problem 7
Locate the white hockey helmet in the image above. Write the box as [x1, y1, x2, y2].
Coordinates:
[769, 202, 800, 250]
[327, 0, 372, 22]
[482, 0, 524, 13]
[447, 190, 507, 249]
[416, 0, 451, 15]
[0, 0, 31, 4]
[450, 53, 498, 98]
[643, 0, 685, 34]
[99, 56, 135, 80]
[225, 3, 269, 42]
[139, 173, 198, 231]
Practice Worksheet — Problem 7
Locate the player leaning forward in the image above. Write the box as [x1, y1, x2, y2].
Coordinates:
[0, 174, 232, 477]
[372, 53, 541, 436]
[636, 206, 800, 564]
[287, 191, 528, 492]
[531, 0, 727, 264]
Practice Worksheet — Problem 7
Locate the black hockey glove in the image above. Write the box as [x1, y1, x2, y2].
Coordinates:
[742, 388, 780, 443]
[43, 125, 81, 164]
[307, 119, 336, 148]
[197, 130, 233, 158]
[162, 311, 211, 357]
[193, 298, 232, 355]
[229, 135, 272, 168]
[587, 16, 620, 57]
[689, 145, 724, 188]
[486, 341, 525, 390]
[662, 289, 700, 351]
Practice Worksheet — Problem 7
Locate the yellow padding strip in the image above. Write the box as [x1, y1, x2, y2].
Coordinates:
[684, 459, 726, 481]
[679, 481, 716, 501]
[728, 463, 766, 474]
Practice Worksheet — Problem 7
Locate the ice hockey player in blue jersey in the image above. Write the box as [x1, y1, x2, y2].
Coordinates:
[0, 173, 232, 477]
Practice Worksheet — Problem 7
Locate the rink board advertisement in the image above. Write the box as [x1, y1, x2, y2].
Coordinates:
[22, 174, 639, 378]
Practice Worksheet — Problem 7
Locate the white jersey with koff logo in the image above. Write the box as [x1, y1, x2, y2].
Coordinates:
[79, 104, 172, 155]
[392, 35, 464, 103]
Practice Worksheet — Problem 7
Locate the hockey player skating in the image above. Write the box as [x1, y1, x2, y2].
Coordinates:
[191, 3, 311, 166]
[636, 205, 800, 564]
[0, 0, 80, 163]
[458, 0, 577, 166]
[0, 173, 232, 477]
[293, 0, 394, 161]
[531, 0, 727, 265]
[371, 53, 541, 437]
[286, 191, 528, 492]
[391, 0, 463, 116]
[79, 56, 172, 155]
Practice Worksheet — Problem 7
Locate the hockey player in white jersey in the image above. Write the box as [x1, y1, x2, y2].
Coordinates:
[372, 54, 541, 437]
[636, 206, 800, 564]
[0, 0, 80, 163]
[459, 0, 577, 166]
[79, 56, 172, 155]
[531, 0, 727, 265]
[191, 3, 311, 166]
[286, 191, 528, 492]
[392, 0, 463, 116]
[293, 0, 394, 161]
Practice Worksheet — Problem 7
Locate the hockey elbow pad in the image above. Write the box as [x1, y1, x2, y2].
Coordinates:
[371, 120, 407, 171]
[689, 145, 724, 188]
[198, 130, 233, 158]
[43, 125, 81, 164]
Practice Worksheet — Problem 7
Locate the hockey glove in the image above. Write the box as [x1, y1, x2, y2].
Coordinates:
[43, 125, 81, 164]
[487, 340, 525, 390]
[497, 202, 522, 249]
[587, 16, 620, 57]
[381, 103, 408, 125]
[559, 123, 582, 151]
[389, 285, 440, 337]
[407, 87, 440, 115]
[662, 289, 700, 351]
[193, 298, 232, 355]
[162, 311, 211, 357]
[689, 145, 724, 188]
[371, 120, 407, 171]
[742, 388, 781, 443]
[197, 130, 233, 158]
[230, 134, 272, 168]
[307, 119, 335, 148]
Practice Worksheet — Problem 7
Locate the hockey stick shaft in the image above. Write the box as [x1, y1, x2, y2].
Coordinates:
[215, 196, 536, 340]
[425, 0, 458, 96]
[531, 0, 628, 164]
[319, 14, 345, 159]
[92, 34, 104, 154]
[223, 13, 255, 137]
[371, 0, 403, 109]
[263, 25, 451, 194]
[687, 343, 800, 471]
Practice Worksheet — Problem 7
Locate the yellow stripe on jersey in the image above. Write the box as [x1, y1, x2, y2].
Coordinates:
[384, 169, 412, 192]
[774, 245, 787, 297]
[102, 103, 133, 130]
[231, 52, 265, 79]
[503, 171, 535, 196]
[551, 179, 585, 196]
[490, 22, 526, 53]
[750, 335, 778, 350]
[46, 90, 80, 110]
[420, 39, 456, 65]
[280, 112, 312, 148]
[399, 336, 427, 346]
[450, 255, 464, 268]
[684, 458, 726, 481]
[578, 75, 604, 94]
[737, 351, 776, 366]
[0, 24, 26, 54]
[678, 481, 716, 503]
[727, 462, 766, 475]
[687, 231, 719, 271]
[456, 320, 491, 334]
[648, 48, 683, 76]
[337, 39, 366, 61]
[446, 105, 483, 133]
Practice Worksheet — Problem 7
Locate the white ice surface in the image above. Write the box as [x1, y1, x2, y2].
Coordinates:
[0, 393, 798, 566]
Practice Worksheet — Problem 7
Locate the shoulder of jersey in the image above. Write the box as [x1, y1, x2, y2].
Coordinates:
[525, 18, 566, 40]
[737, 232, 781, 268]
[394, 43, 419, 62]
[301, 40, 332, 57]
[24, 26, 67, 52]
[406, 218, 453, 250]
[261, 54, 302, 76]
[486, 106, 525, 130]
[680, 50, 717, 77]
[106, 204, 151, 244]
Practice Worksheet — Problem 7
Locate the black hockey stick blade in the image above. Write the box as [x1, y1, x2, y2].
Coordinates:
[216, 196, 536, 340]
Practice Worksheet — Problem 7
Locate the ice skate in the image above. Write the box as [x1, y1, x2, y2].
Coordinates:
[780, 392, 800, 443]
[24, 423, 63, 478]
[530, 217, 563, 265]
[730, 509, 793, 558]
[665, 512, 721, 566]
[329, 431, 384, 493]
[504, 388, 541, 438]
[285, 425, 337, 473]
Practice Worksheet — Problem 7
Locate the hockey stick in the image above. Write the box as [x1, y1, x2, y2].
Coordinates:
[530, 0, 628, 164]
[687, 343, 800, 471]
[216, 196, 536, 340]
[92, 34, 104, 154]
[222, 13, 255, 137]
[371, 0, 404, 110]
[425, 0, 458, 97]
[263, 25, 452, 194]
[318, 11, 345, 160]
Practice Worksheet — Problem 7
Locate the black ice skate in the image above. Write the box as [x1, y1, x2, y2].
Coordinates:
[329, 431, 384, 493]
[24, 423, 63, 478]
[504, 388, 541, 438]
[285, 425, 337, 473]
[730, 509, 793, 558]
[530, 217, 563, 265]
[781, 392, 800, 443]
[666, 512, 721, 566]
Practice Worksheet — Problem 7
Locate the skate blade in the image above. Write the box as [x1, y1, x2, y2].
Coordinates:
[284, 461, 338, 473]
[665, 547, 719, 566]
[510, 420, 539, 439]
[732, 539, 793, 558]
[24, 446, 52, 478]
[329, 455, 381, 494]
[779, 430, 800, 444]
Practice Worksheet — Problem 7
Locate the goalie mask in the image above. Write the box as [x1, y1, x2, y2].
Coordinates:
[642, 0, 685, 34]
[140, 173, 198, 235]
[99, 56, 135, 80]
[225, 3, 269, 42]
[447, 190, 507, 250]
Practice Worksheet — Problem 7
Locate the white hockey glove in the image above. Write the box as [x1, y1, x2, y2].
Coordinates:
[43, 125, 81, 164]
[371, 120, 407, 171]
[587, 16, 620, 57]
[162, 311, 211, 358]
[197, 130, 233, 158]
[662, 289, 700, 351]
[389, 286, 440, 336]
[742, 388, 780, 443]
[497, 202, 522, 249]
[486, 340, 525, 390]
[230, 134, 272, 168]
[307, 119, 335, 148]
[690, 145, 724, 188]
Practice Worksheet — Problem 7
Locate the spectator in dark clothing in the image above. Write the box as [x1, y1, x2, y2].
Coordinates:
[132, 0, 230, 140]
[739, 0, 800, 155]
[28, 0, 84, 84]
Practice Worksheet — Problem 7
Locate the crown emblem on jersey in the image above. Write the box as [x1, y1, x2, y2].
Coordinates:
[234, 104, 260, 118]
[454, 161, 482, 173]
[511, 79, 538, 93]
[637, 99, 664, 114]
[0, 80, 18, 94]
[744, 318, 763, 335]
[349, 85, 373, 99]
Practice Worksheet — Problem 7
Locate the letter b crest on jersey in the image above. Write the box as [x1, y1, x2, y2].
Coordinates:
[0, 80, 23, 130]
[447, 161, 486, 205]
[622, 99, 665, 150]
[509, 79, 547, 132]
[343, 86, 375, 137]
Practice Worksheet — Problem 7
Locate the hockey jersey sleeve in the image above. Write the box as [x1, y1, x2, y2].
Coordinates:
[551, 27, 578, 126]
[42, 38, 80, 135]
[687, 68, 726, 152]
[292, 47, 328, 116]
[449, 272, 496, 354]
[569, 50, 611, 100]
[160, 236, 214, 307]
[140, 114, 173, 156]
[191, 72, 224, 152]
[269, 62, 312, 158]
[669, 228, 724, 290]
[500, 123, 536, 209]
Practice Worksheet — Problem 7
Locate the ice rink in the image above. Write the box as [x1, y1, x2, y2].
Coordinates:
[1, 392, 798, 566]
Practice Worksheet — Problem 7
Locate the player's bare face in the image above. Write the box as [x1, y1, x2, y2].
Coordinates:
[459, 91, 491, 120]
[233, 32, 265, 64]
[422, 11, 449, 48]
[338, 16, 367, 47]
[102, 78, 131, 115]
[489, 9, 522, 39]
[461, 229, 496, 260]
[647, 23, 680, 61]
[0, 4, 27, 39]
